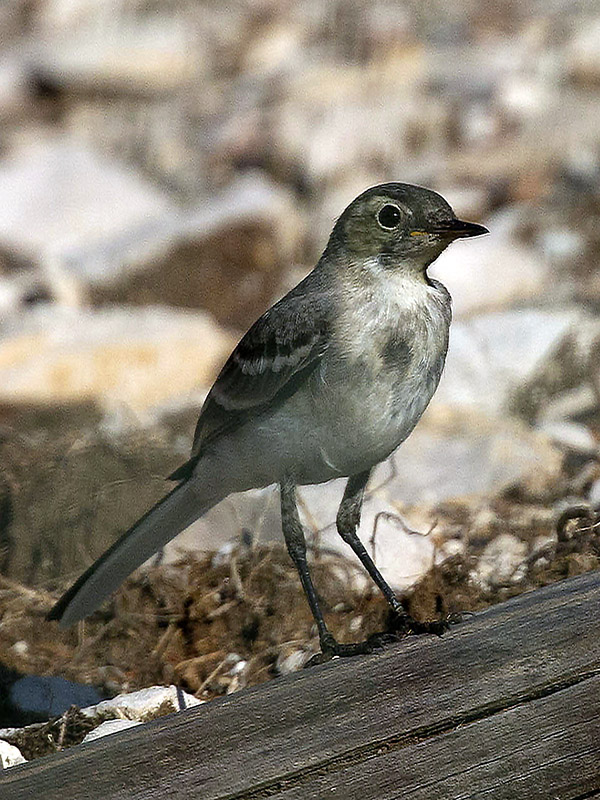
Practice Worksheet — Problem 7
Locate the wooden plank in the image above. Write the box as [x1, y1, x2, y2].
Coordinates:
[272, 675, 600, 800]
[2, 570, 599, 800]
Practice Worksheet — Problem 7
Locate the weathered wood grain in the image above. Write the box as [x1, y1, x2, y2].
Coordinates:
[273, 675, 600, 800]
[2, 570, 599, 800]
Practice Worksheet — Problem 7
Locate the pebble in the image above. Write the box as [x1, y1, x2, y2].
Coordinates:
[472, 534, 528, 591]
[0, 740, 26, 769]
[82, 719, 142, 744]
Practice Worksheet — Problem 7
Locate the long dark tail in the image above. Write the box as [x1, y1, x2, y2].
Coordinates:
[47, 479, 215, 628]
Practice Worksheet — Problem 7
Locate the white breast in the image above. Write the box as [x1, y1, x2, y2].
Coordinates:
[315, 268, 452, 476]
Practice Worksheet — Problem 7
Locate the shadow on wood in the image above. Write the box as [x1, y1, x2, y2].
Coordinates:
[2, 570, 600, 800]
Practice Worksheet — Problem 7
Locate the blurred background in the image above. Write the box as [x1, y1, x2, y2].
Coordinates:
[0, 0, 600, 731]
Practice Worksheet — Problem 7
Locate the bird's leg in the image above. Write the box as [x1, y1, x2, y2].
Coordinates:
[280, 478, 338, 655]
[336, 470, 403, 614]
[337, 472, 450, 639]
[280, 478, 381, 659]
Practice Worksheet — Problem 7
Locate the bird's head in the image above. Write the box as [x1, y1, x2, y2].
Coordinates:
[326, 183, 488, 273]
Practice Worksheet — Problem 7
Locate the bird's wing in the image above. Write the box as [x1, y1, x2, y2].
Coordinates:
[169, 273, 332, 480]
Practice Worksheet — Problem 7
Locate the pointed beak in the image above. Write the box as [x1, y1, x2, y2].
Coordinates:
[425, 218, 489, 239]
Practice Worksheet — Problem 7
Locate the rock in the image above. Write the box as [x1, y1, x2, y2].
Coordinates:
[0, 139, 178, 308]
[384, 407, 563, 503]
[276, 647, 315, 675]
[91, 173, 302, 330]
[0, 305, 234, 419]
[429, 232, 549, 318]
[34, 12, 200, 94]
[589, 479, 600, 507]
[539, 386, 599, 425]
[81, 685, 202, 723]
[537, 421, 597, 455]
[0, 52, 32, 120]
[0, 739, 26, 769]
[568, 19, 600, 85]
[0, 150, 294, 324]
[0, 685, 200, 762]
[537, 228, 585, 267]
[507, 316, 600, 424]
[289, 409, 560, 590]
[300, 481, 441, 593]
[498, 75, 554, 118]
[270, 56, 444, 196]
[81, 719, 142, 744]
[435, 309, 581, 417]
[472, 533, 528, 591]
[9, 676, 103, 722]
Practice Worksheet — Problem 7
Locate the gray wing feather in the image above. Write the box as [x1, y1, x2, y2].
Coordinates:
[168, 271, 333, 481]
[194, 273, 332, 451]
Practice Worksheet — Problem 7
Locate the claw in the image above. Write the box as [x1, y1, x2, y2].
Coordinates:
[304, 611, 466, 668]
[390, 610, 464, 638]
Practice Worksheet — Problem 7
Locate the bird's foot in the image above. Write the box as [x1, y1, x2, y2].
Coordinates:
[304, 630, 404, 667]
[389, 610, 464, 637]
[304, 612, 465, 667]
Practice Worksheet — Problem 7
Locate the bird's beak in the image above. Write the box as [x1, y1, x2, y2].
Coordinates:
[421, 219, 489, 239]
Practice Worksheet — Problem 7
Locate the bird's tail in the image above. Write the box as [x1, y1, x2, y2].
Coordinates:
[47, 479, 217, 628]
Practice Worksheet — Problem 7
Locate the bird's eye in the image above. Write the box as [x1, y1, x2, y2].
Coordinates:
[377, 204, 402, 229]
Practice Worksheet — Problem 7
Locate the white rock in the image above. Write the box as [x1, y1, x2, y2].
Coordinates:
[185, 172, 299, 257]
[499, 76, 553, 116]
[538, 228, 585, 265]
[430, 234, 549, 319]
[0, 141, 298, 318]
[568, 19, 600, 83]
[434, 310, 580, 415]
[273, 58, 438, 194]
[0, 305, 234, 418]
[0, 138, 177, 269]
[473, 534, 528, 591]
[276, 648, 314, 675]
[11, 641, 28, 657]
[81, 685, 202, 723]
[0, 740, 26, 769]
[0, 140, 178, 304]
[0, 52, 31, 119]
[294, 411, 559, 590]
[35, 15, 199, 93]
[588, 479, 600, 507]
[382, 408, 563, 505]
[228, 660, 248, 677]
[538, 421, 597, 454]
[305, 484, 438, 593]
[82, 719, 142, 744]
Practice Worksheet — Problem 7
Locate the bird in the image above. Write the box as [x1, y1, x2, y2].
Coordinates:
[48, 183, 488, 658]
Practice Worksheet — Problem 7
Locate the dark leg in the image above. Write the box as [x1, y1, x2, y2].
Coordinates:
[337, 472, 451, 638]
[280, 477, 336, 653]
[336, 470, 403, 614]
[280, 478, 380, 658]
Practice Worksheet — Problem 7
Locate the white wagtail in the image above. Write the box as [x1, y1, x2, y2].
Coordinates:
[48, 183, 488, 657]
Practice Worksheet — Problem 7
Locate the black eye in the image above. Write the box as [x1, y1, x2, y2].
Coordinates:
[377, 204, 401, 229]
